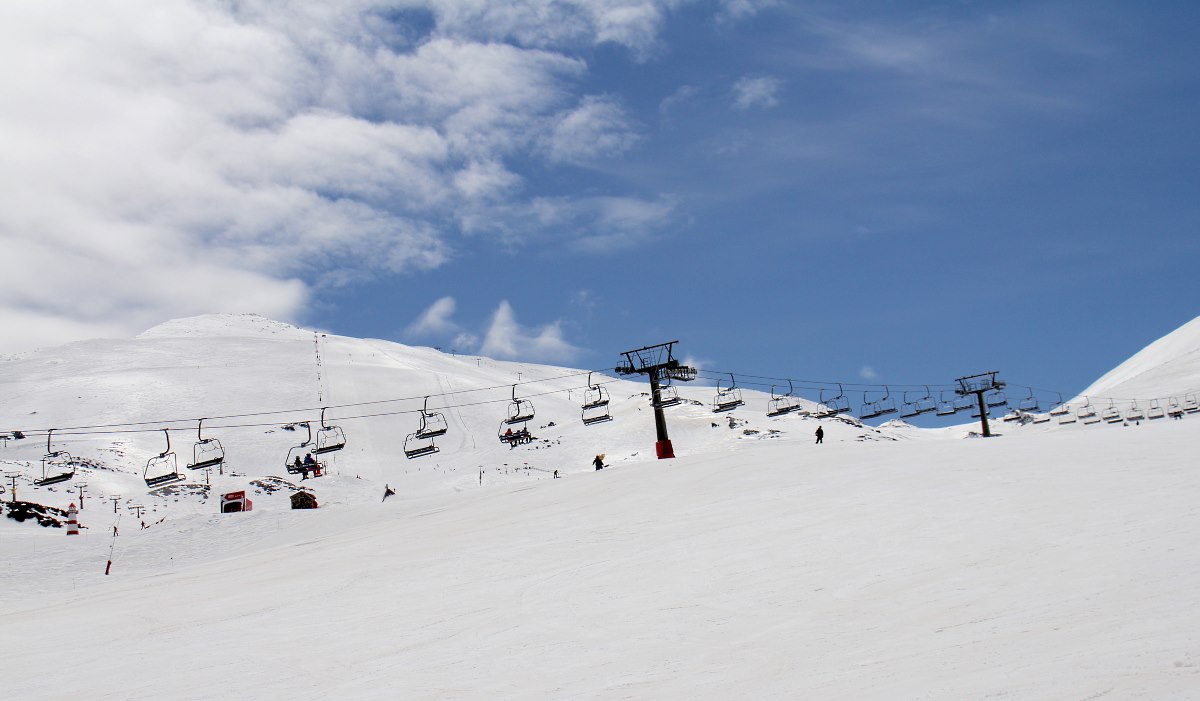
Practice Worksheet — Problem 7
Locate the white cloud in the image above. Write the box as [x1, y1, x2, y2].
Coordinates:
[545, 95, 640, 164]
[406, 297, 460, 338]
[421, 0, 670, 59]
[0, 1, 676, 354]
[732, 75, 783, 110]
[479, 301, 581, 363]
[404, 298, 581, 363]
[860, 366, 879, 380]
[717, 0, 780, 22]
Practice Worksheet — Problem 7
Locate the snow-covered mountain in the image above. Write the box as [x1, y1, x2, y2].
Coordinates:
[1074, 315, 1200, 406]
[4, 313, 1200, 699]
[0, 313, 882, 519]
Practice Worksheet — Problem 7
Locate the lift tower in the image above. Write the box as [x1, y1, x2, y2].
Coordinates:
[956, 371, 1006, 437]
[616, 341, 697, 459]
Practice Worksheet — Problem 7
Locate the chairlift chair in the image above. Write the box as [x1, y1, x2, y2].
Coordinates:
[1167, 398, 1184, 418]
[712, 374, 745, 413]
[284, 422, 313, 473]
[187, 419, 225, 470]
[915, 387, 938, 415]
[1017, 389, 1040, 413]
[767, 380, 801, 417]
[654, 383, 682, 408]
[936, 391, 958, 417]
[1048, 393, 1071, 417]
[1185, 394, 1200, 413]
[505, 386, 536, 424]
[1101, 401, 1122, 424]
[582, 373, 610, 411]
[36, 429, 76, 486]
[403, 431, 439, 458]
[861, 387, 897, 420]
[825, 384, 851, 415]
[984, 390, 1008, 408]
[582, 373, 614, 425]
[144, 429, 185, 488]
[415, 397, 448, 438]
[1077, 399, 1100, 424]
[899, 390, 922, 419]
[1125, 401, 1145, 422]
[498, 422, 531, 445]
[1146, 399, 1165, 420]
[1057, 408, 1076, 424]
[1032, 412, 1050, 424]
[953, 395, 975, 413]
[312, 408, 347, 454]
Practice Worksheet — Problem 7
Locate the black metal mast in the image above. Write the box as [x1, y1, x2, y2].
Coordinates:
[955, 371, 1005, 437]
[616, 341, 697, 459]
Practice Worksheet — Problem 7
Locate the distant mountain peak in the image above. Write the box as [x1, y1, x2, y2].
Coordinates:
[1077, 315, 1200, 401]
[135, 313, 312, 340]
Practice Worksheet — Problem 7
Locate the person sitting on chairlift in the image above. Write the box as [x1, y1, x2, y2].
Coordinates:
[293, 455, 303, 469]
[303, 454, 315, 466]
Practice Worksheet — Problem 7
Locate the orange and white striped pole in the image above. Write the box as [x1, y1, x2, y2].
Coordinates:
[66, 502, 79, 536]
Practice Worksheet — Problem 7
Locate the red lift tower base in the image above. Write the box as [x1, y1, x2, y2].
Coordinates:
[656, 440, 675, 460]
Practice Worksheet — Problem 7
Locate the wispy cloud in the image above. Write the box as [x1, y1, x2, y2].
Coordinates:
[731, 76, 782, 110]
[479, 301, 581, 363]
[406, 297, 460, 338]
[860, 365, 879, 381]
[545, 95, 640, 164]
[404, 297, 581, 363]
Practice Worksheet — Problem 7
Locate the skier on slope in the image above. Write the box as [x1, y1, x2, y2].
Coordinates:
[815, 425, 824, 444]
[382, 484, 396, 502]
[593, 454, 605, 471]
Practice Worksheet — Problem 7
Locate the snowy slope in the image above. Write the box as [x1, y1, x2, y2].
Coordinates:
[4, 313, 1200, 699]
[0, 313, 882, 521]
[1075, 316, 1200, 404]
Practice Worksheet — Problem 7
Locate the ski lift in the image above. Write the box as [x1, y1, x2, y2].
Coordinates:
[144, 429, 185, 488]
[284, 421, 313, 473]
[505, 385, 536, 424]
[187, 418, 225, 471]
[582, 373, 613, 425]
[860, 386, 897, 421]
[1048, 394, 1071, 417]
[582, 373, 610, 411]
[712, 374, 744, 413]
[767, 380, 802, 417]
[984, 390, 1008, 408]
[36, 429, 75, 486]
[936, 391, 958, 417]
[1076, 398, 1099, 424]
[1032, 412, 1050, 424]
[952, 392, 975, 412]
[816, 384, 851, 417]
[1101, 401, 1122, 423]
[498, 422, 531, 445]
[915, 386, 937, 415]
[899, 390, 922, 419]
[1125, 401, 1145, 422]
[1185, 394, 1200, 413]
[313, 408, 347, 454]
[403, 429, 439, 458]
[1167, 397, 1184, 418]
[1147, 399, 1166, 420]
[1017, 388, 1040, 413]
[654, 381, 682, 409]
[415, 397, 448, 438]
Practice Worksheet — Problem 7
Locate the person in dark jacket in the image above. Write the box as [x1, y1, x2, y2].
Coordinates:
[593, 454, 605, 470]
[815, 425, 824, 444]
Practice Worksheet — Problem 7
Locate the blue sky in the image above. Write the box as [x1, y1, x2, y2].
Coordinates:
[3, 1, 1198, 418]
